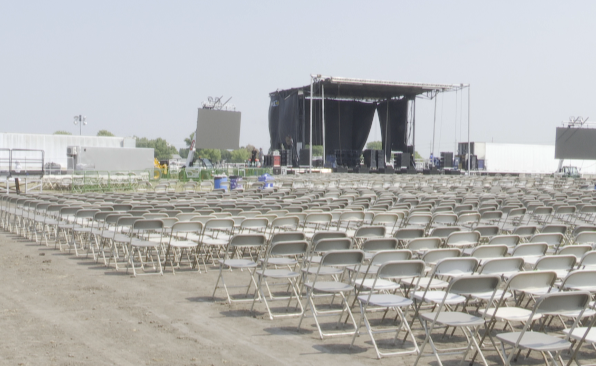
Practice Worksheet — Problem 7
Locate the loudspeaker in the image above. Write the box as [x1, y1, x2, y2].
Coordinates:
[440, 152, 453, 169]
[363, 150, 377, 170]
[400, 153, 411, 168]
[299, 149, 310, 166]
[376, 150, 386, 169]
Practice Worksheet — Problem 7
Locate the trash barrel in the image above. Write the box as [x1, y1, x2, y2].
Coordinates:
[229, 176, 243, 190]
[213, 175, 228, 190]
[258, 173, 274, 189]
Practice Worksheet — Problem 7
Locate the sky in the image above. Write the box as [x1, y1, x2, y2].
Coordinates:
[1, 1, 595, 158]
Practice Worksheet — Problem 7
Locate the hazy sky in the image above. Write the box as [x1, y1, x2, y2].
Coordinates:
[2, 1, 595, 158]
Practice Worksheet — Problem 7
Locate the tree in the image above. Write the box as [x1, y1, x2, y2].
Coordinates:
[366, 141, 382, 150]
[230, 148, 250, 163]
[135, 136, 178, 161]
[97, 130, 114, 137]
[415, 151, 422, 160]
[305, 145, 324, 157]
[54, 130, 72, 135]
[196, 149, 221, 163]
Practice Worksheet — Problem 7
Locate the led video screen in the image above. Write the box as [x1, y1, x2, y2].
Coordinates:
[195, 109, 241, 150]
[555, 127, 596, 160]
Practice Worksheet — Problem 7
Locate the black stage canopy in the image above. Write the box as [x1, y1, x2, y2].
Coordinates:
[269, 76, 461, 165]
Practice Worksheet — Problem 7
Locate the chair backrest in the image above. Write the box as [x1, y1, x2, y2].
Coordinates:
[393, 228, 425, 240]
[470, 244, 508, 259]
[361, 238, 399, 252]
[506, 270, 558, 293]
[474, 225, 500, 238]
[228, 234, 268, 249]
[369, 250, 412, 266]
[433, 257, 479, 277]
[479, 257, 524, 275]
[171, 221, 203, 234]
[534, 255, 576, 272]
[407, 237, 442, 252]
[530, 233, 564, 245]
[446, 231, 481, 246]
[421, 248, 462, 265]
[575, 231, 596, 245]
[267, 240, 309, 257]
[512, 225, 537, 237]
[271, 216, 299, 230]
[311, 231, 347, 245]
[270, 231, 306, 244]
[429, 226, 462, 239]
[511, 243, 548, 257]
[432, 213, 458, 225]
[557, 245, 592, 260]
[133, 219, 164, 231]
[354, 226, 386, 239]
[560, 270, 596, 291]
[377, 260, 425, 281]
[579, 251, 596, 269]
[313, 238, 352, 253]
[488, 235, 520, 247]
[540, 224, 568, 235]
[144, 213, 168, 219]
[204, 218, 235, 231]
[448, 275, 501, 298]
[320, 250, 365, 267]
[533, 292, 591, 318]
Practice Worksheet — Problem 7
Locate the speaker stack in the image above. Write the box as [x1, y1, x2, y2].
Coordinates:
[280, 150, 292, 167]
[334, 149, 359, 168]
[376, 150, 386, 170]
[440, 152, 453, 169]
[363, 149, 377, 170]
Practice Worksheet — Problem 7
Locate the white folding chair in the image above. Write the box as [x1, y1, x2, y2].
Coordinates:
[164, 221, 203, 274]
[297, 250, 365, 339]
[352, 260, 425, 359]
[127, 219, 165, 276]
[212, 234, 268, 304]
[414, 275, 501, 366]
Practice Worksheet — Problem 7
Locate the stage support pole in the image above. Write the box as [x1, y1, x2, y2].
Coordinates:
[413, 98, 416, 169]
[432, 91, 438, 158]
[309, 75, 314, 173]
[385, 98, 389, 164]
[322, 83, 326, 167]
[467, 84, 471, 173]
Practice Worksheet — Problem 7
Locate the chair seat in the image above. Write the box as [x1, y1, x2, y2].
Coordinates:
[421, 312, 485, 327]
[131, 238, 160, 247]
[402, 277, 448, 289]
[169, 240, 198, 248]
[222, 259, 257, 268]
[484, 307, 539, 322]
[202, 237, 229, 246]
[354, 278, 399, 291]
[74, 227, 92, 233]
[358, 293, 412, 307]
[263, 257, 297, 266]
[301, 266, 344, 276]
[305, 281, 354, 293]
[413, 290, 466, 304]
[256, 269, 300, 278]
[497, 331, 572, 352]
[563, 327, 596, 343]
[112, 233, 130, 242]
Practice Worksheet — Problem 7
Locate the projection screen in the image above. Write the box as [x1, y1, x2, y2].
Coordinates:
[555, 127, 596, 160]
[195, 109, 241, 150]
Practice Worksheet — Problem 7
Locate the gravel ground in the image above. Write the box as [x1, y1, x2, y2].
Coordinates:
[0, 229, 591, 366]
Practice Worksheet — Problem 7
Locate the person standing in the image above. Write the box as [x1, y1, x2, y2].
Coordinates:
[258, 148, 264, 167]
[251, 147, 258, 167]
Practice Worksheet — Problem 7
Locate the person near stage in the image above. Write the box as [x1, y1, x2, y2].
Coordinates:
[258, 148, 264, 166]
[250, 147, 258, 166]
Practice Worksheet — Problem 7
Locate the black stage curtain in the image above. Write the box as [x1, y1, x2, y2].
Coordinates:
[305, 99, 376, 156]
[269, 90, 300, 152]
[377, 99, 409, 161]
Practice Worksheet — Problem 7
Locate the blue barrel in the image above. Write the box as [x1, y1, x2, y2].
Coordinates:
[258, 173, 274, 189]
[213, 176, 228, 190]
[229, 176, 242, 190]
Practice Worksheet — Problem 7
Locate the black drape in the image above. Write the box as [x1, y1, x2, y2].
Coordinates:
[377, 99, 409, 161]
[269, 90, 300, 152]
[304, 99, 376, 156]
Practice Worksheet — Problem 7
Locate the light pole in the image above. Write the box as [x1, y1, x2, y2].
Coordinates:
[73, 115, 87, 135]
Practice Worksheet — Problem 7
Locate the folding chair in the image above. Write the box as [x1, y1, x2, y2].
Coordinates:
[512, 225, 538, 242]
[533, 255, 576, 279]
[360, 238, 399, 260]
[456, 212, 481, 229]
[478, 257, 524, 279]
[475, 225, 500, 242]
[353, 226, 386, 248]
[212, 234, 268, 304]
[445, 231, 481, 249]
[393, 227, 425, 248]
[297, 250, 365, 339]
[251, 240, 309, 319]
[352, 260, 425, 359]
[557, 245, 592, 262]
[164, 221, 203, 274]
[529, 232, 565, 254]
[511, 243, 548, 268]
[496, 291, 592, 366]
[127, 219, 165, 276]
[406, 237, 442, 257]
[466, 244, 508, 264]
[414, 275, 501, 366]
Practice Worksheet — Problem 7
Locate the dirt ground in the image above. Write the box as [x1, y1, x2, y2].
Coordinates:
[0, 230, 588, 366]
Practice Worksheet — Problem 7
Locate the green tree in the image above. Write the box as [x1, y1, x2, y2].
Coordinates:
[366, 141, 382, 150]
[196, 149, 221, 163]
[230, 148, 250, 163]
[54, 130, 72, 135]
[415, 151, 422, 160]
[97, 130, 114, 137]
[305, 145, 324, 157]
[135, 136, 178, 160]
[220, 149, 232, 162]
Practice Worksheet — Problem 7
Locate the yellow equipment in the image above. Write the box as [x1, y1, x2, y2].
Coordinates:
[154, 158, 168, 178]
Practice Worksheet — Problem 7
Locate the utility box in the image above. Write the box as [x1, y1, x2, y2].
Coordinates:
[67, 146, 154, 171]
